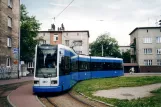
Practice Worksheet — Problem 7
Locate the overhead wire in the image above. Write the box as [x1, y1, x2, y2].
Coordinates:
[54, 0, 75, 20]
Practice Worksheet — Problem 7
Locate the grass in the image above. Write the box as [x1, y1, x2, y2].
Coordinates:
[72, 76, 161, 107]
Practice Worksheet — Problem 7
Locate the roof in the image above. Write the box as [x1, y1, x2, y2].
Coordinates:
[129, 27, 161, 35]
[38, 30, 90, 37]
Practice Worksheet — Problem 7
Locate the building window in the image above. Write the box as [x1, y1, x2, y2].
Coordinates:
[143, 37, 152, 43]
[144, 48, 152, 54]
[8, 17, 12, 28]
[157, 49, 161, 55]
[53, 34, 58, 41]
[156, 37, 161, 43]
[7, 37, 11, 47]
[39, 40, 46, 45]
[6, 58, 11, 67]
[77, 33, 79, 36]
[65, 40, 69, 46]
[76, 51, 82, 54]
[157, 60, 161, 66]
[144, 60, 152, 66]
[8, 0, 13, 8]
[42, 40, 46, 44]
[74, 40, 82, 46]
[43, 33, 45, 36]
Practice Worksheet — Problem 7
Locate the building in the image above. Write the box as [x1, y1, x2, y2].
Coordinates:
[62, 31, 89, 55]
[37, 31, 62, 46]
[130, 27, 161, 72]
[0, 0, 20, 72]
[119, 46, 130, 54]
[37, 30, 90, 55]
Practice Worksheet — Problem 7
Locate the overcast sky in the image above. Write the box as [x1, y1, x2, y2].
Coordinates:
[21, 0, 161, 45]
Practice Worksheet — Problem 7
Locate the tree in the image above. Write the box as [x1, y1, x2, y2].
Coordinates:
[20, 4, 41, 61]
[122, 49, 131, 63]
[90, 33, 121, 57]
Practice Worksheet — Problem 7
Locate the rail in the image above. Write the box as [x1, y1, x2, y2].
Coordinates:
[40, 92, 95, 107]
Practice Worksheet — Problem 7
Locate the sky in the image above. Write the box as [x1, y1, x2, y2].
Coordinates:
[21, 0, 161, 45]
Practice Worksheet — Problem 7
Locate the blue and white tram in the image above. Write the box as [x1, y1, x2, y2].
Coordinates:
[33, 44, 124, 93]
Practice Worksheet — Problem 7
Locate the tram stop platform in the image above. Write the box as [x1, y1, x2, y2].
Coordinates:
[8, 83, 44, 107]
[0, 76, 44, 107]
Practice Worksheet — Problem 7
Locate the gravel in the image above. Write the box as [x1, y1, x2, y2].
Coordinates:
[93, 83, 161, 100]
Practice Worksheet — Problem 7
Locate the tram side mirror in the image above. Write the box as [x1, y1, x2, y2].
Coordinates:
[59, 51, 61, 55]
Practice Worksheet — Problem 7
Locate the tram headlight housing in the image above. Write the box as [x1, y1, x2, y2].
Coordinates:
[34, 80, 39, 84]
[51, 80, 57, 84]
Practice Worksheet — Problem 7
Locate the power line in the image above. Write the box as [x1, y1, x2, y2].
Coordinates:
[55, 0, 75, 20]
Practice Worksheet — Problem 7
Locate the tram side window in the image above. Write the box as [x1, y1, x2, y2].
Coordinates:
[113, 63, 123, 70]
[79, 61, 90, 71]
[71, 60, 78, 72]
[102, 62, 113, 70]
[90, 62, 103, 71]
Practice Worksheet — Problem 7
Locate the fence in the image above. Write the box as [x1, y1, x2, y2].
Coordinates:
[0, 66, 18, 80]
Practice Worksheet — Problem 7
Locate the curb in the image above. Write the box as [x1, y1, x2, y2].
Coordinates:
[7, 90, 17, 107]
[77, 92, 115, 107]
[35, 96, 46, 107]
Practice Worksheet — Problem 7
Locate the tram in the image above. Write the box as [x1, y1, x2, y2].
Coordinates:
[33, 44, 124, 93]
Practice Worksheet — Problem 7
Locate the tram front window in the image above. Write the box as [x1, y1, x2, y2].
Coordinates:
[35, 46, 57, 78]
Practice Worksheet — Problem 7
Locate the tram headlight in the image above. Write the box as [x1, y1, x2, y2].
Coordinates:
[34, 80, 39, 84]
[51, 80, 57, 84]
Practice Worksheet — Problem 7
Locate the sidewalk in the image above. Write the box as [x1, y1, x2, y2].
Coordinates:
[0, 76, 33, 85]
[8, 83, 44, 107]
[124, 73, 161, 77]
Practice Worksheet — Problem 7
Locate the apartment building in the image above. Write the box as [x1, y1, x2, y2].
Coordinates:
[37, 30, 90, 55]
[37, 31, 62, 45]
[119, 46, 130, 55]
[62, 31, 89, 55]
[130, 27, 161, 72]
[0, 0, 20, 71]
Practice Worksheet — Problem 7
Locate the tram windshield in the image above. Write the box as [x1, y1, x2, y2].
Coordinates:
[35, 45, 57, 78]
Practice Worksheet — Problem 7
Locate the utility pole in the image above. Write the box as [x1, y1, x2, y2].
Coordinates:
[102, 45, 103, 56]
[18, 0, 21, 79]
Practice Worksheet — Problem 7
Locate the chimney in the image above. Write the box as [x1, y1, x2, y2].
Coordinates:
[61, 23, 65, 31]
[51, 23, 55, 31]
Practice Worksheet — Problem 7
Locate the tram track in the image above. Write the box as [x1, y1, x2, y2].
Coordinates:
[40, 92, 96, 107]
[45, 97, 58, 107]
[68, 92, 95, 107]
